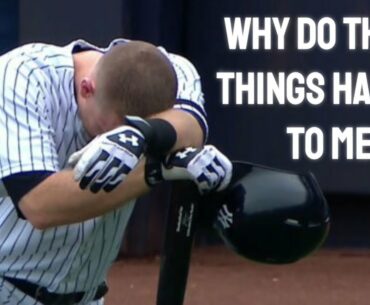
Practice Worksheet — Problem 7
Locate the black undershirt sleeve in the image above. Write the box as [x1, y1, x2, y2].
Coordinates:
[2, 171, 55, 219]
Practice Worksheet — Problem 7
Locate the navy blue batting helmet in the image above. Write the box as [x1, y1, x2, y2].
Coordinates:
[201, 161, 330, 264]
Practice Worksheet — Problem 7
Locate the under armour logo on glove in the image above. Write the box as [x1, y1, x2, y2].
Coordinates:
[68, 124, 146, 193]
[175, 147, 197, 159]
[117, 134, 139, 146]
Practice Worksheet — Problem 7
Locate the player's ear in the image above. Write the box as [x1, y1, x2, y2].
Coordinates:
[80, 77, 96, 99]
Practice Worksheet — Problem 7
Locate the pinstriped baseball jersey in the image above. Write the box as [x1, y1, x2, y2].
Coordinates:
[0, 39, 207, 304]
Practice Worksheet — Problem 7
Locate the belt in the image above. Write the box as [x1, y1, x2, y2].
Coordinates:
[4, 276, 108, 305]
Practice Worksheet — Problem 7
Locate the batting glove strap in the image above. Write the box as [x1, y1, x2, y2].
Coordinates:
[144, 156, 165, 187]
[125, 116, 153, 145]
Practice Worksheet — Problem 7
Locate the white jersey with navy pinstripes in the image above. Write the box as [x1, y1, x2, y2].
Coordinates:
[0, 38, 207, 304]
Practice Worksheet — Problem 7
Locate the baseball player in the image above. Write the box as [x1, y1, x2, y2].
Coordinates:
[0, 38, 232, 305]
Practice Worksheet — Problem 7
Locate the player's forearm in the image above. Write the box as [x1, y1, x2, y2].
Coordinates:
[149, 109, 204, 150]
[20, 110, 204, 229]
[19, 163, 149, 229]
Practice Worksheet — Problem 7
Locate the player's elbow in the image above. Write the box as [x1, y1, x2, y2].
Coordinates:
[19, 198, 53, 230]
[30, 216, 52, 230]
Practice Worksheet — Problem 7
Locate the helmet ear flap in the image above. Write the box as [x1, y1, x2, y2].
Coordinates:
[200, 161, 330, 264]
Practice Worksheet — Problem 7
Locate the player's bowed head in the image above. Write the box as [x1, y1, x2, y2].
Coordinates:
[74, 40, 178, 138]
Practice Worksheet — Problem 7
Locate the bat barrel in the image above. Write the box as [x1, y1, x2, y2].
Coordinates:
[156, 181, 200, 305]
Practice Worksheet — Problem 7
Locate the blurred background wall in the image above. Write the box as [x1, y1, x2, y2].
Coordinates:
[1, 0, 369, 254]
[0, 1, 18, 53]
[19, 0, 122, 46]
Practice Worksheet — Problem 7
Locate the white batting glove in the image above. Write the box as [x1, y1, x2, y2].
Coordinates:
[68, 122, 146, 193]
[145, 145, 233, 194]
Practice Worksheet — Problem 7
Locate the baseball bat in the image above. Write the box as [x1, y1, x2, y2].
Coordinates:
[156, 181, 200, 305]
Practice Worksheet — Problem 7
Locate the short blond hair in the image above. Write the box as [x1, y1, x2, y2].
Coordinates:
[95, 41, 177, 118]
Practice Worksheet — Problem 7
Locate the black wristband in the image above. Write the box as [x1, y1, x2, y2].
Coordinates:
[145, 118, 177, 158]
[125, 116, 177, 159]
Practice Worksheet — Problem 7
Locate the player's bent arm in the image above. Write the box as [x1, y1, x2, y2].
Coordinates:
[68, 109, 205, 194]
[18, 108, 204, 230]
[19, 162, 149, 229]
[20, 141, 233, 230]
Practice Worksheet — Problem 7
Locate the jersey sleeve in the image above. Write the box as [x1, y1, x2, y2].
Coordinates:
[0, 55, 59, 180]
[168, 54, 209, 143]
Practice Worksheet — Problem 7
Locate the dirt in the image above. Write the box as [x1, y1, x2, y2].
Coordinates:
[106, 246, 370, 305]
